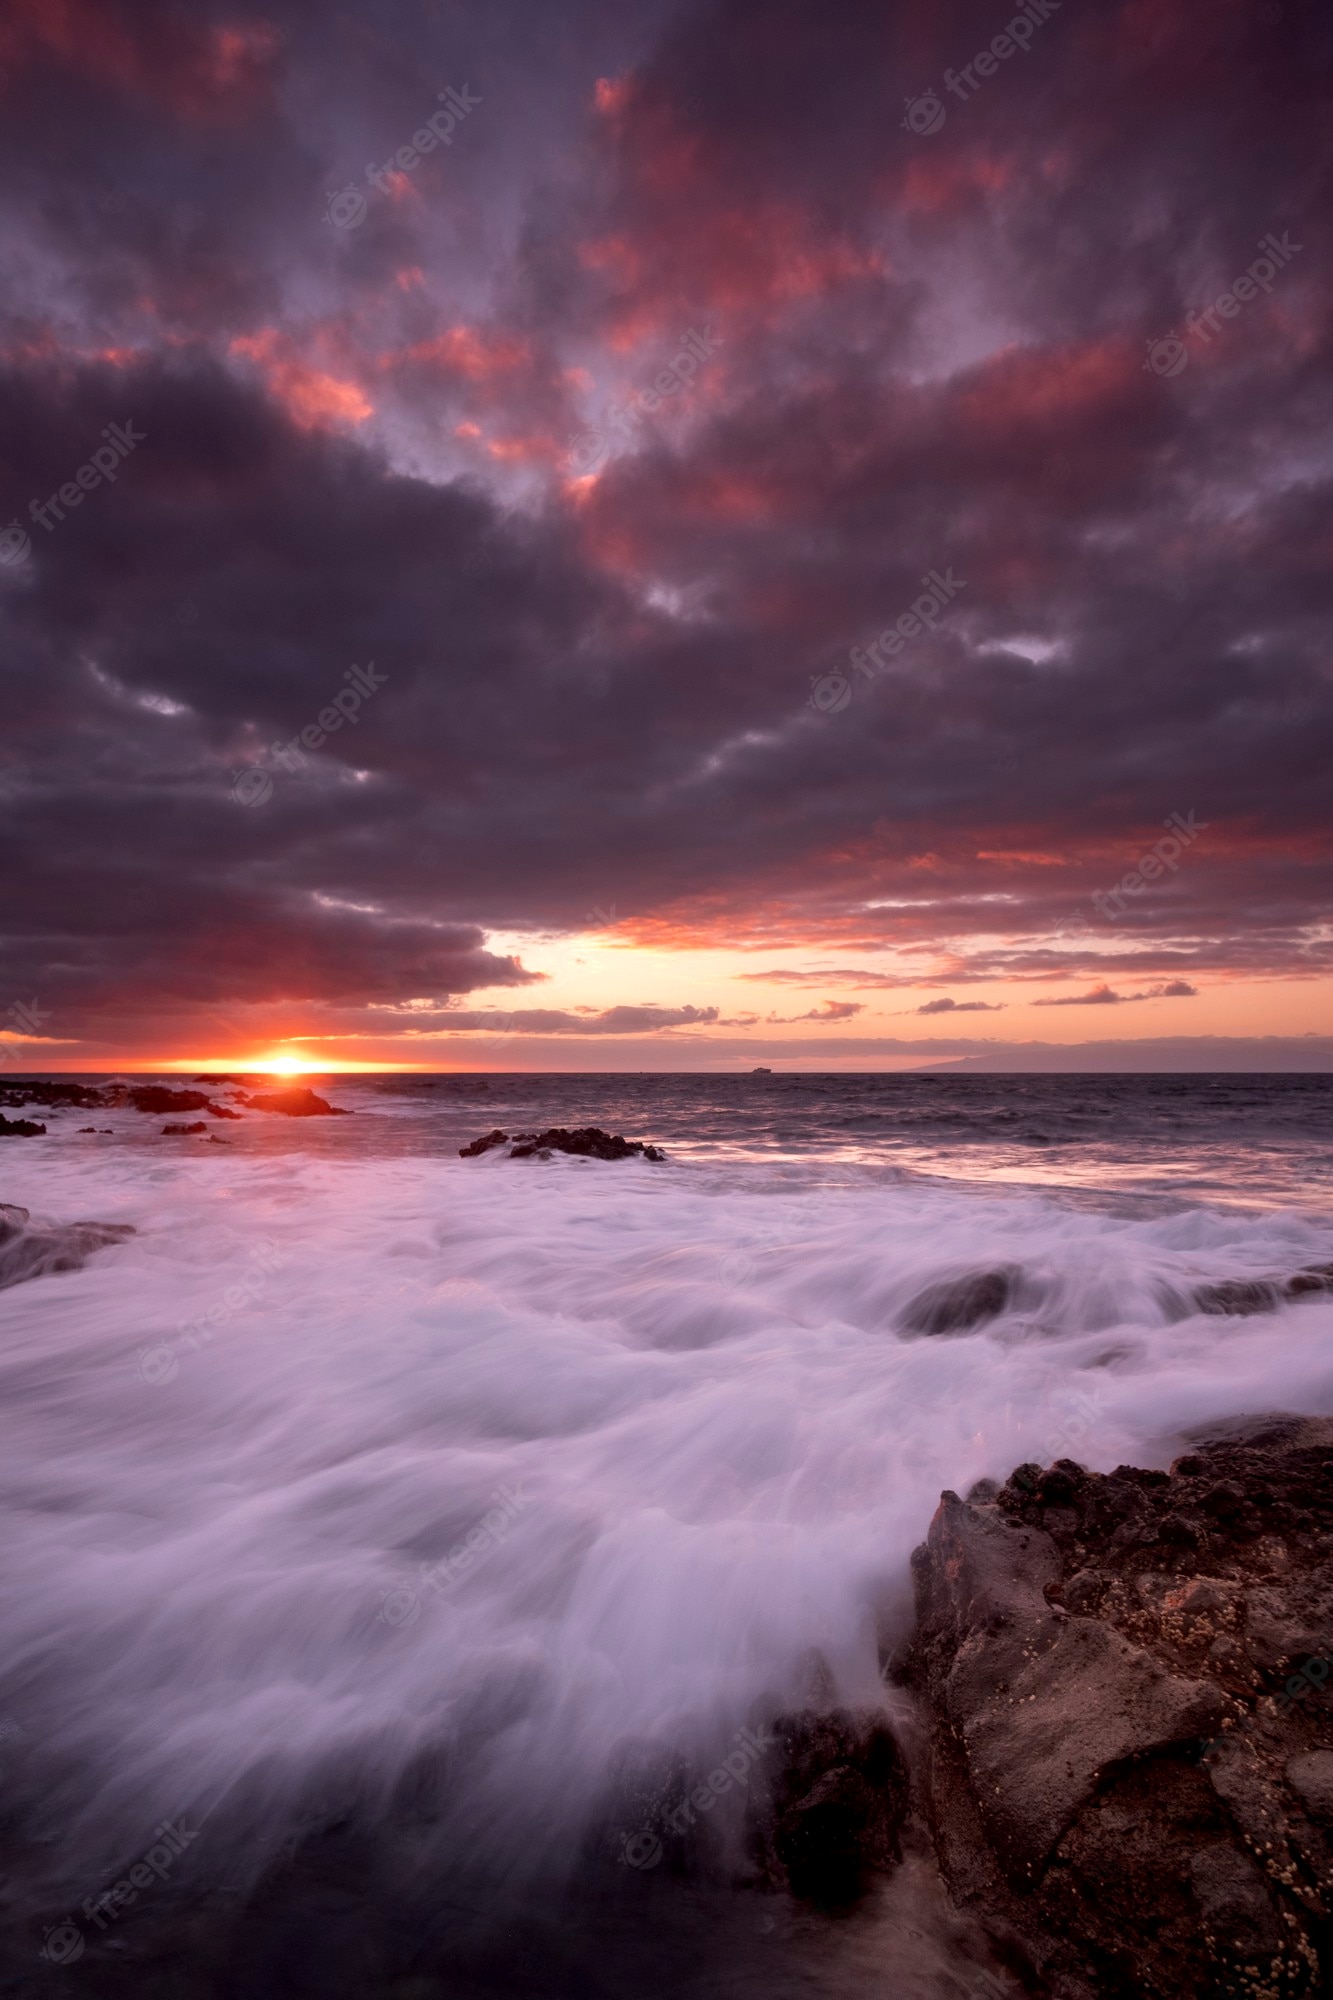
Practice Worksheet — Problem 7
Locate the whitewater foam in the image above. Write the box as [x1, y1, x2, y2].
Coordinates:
[2, 1142, 1332, 1902]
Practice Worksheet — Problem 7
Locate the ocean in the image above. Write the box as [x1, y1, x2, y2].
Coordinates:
[2, 1071, 1332, 1995]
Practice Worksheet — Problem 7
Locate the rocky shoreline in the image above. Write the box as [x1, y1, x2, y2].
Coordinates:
[1, 1180, 1328, 1992]
[0, 1080, 348, 1136]
[899, 1415, 1333, 1997]
[2, 1416, 1330, 1995]
[459, 1124, 666, 1161]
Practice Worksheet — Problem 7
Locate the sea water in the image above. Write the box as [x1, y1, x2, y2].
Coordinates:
[2, 1072, 1331, 1994]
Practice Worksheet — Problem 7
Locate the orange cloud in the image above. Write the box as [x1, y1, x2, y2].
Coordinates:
[399, 326, 532, 383]
[229, 329, 372, 430]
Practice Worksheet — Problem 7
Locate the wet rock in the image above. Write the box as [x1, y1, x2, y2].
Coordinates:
[903, 1417, 1333, 1996]
[128, 1085, 213, 1115]
[1288, 1262, 1333, 1298]
[0, 1211, 135, 1291]
[1194, 1278, 1282, 1317]
[242, 1088, 349, 1116]
[510, 1126, 665, 1162]
[208, 1103, 243, 1119]
[0, 1080, 105, 1110]
[162, 1121, 208, 1134]
[461, 1126, 665, 1162]
[0, 1114, 46, 1137]
[459, 1128, 510, 1157]
[1189, 1263, 1333, 1317]
[900, 1268, 1015, 1335]
[747, 1707, 909, 1901]
[1287, 1750, 1333, 1825]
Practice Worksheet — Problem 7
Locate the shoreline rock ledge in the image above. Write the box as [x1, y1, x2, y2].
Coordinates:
[902, 1417, 1333, 1998]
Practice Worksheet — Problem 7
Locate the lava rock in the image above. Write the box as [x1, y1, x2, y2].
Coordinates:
[1185, 1263, 1333, 1318]
[1287, 1263, 1333, 1300]
[242, 1088, 349, 1117]
[129, 1086, 213, 1115]
[903, 1418, 1333, 1997]
[900, 1267, 1016, 1335]
[459, 1129, 510, 1157]
[1194, 1278, 1282, 1317]
[746, 1707, 909, 1901]
[0, 1080, 105, 1110]
[0, 1211, 134, 1291]
[461, 1126, 665, 1162]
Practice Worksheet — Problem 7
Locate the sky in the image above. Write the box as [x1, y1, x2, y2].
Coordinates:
[0, 0, 1329, 1074]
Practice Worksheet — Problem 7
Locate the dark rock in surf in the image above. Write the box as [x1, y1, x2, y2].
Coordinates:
[459, 1128, 510, 1157]
[900, 1267, 1015, 1335]
[1288, 1263, 1333, 1298]
[129, 1086, 213, 1115]
[1190, 1263, 1333, 1316]
[0, 1080, 104, 1110]
[0, 1115, 46, 1137]
[460, 1126, 665, 1162]
[242, 1087, 349, 1117]
[509, 1126, 665, 1161]
[1194, 1278, 1283, 1317]
[747, 1707, 909, 1901]
[162, 1121, 209, 1134]
[902, 1418, 1333, 1998]
[207, 1103, 243, 1119]
[0, 1209, 134, 1290]
[508, 1126, 662, 1161]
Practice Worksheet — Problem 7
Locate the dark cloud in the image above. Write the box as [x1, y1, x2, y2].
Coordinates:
[0, 0, 1329, 1056]
[911, 997, 1005, 1015]
[1034, 981, 1199, 1007]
